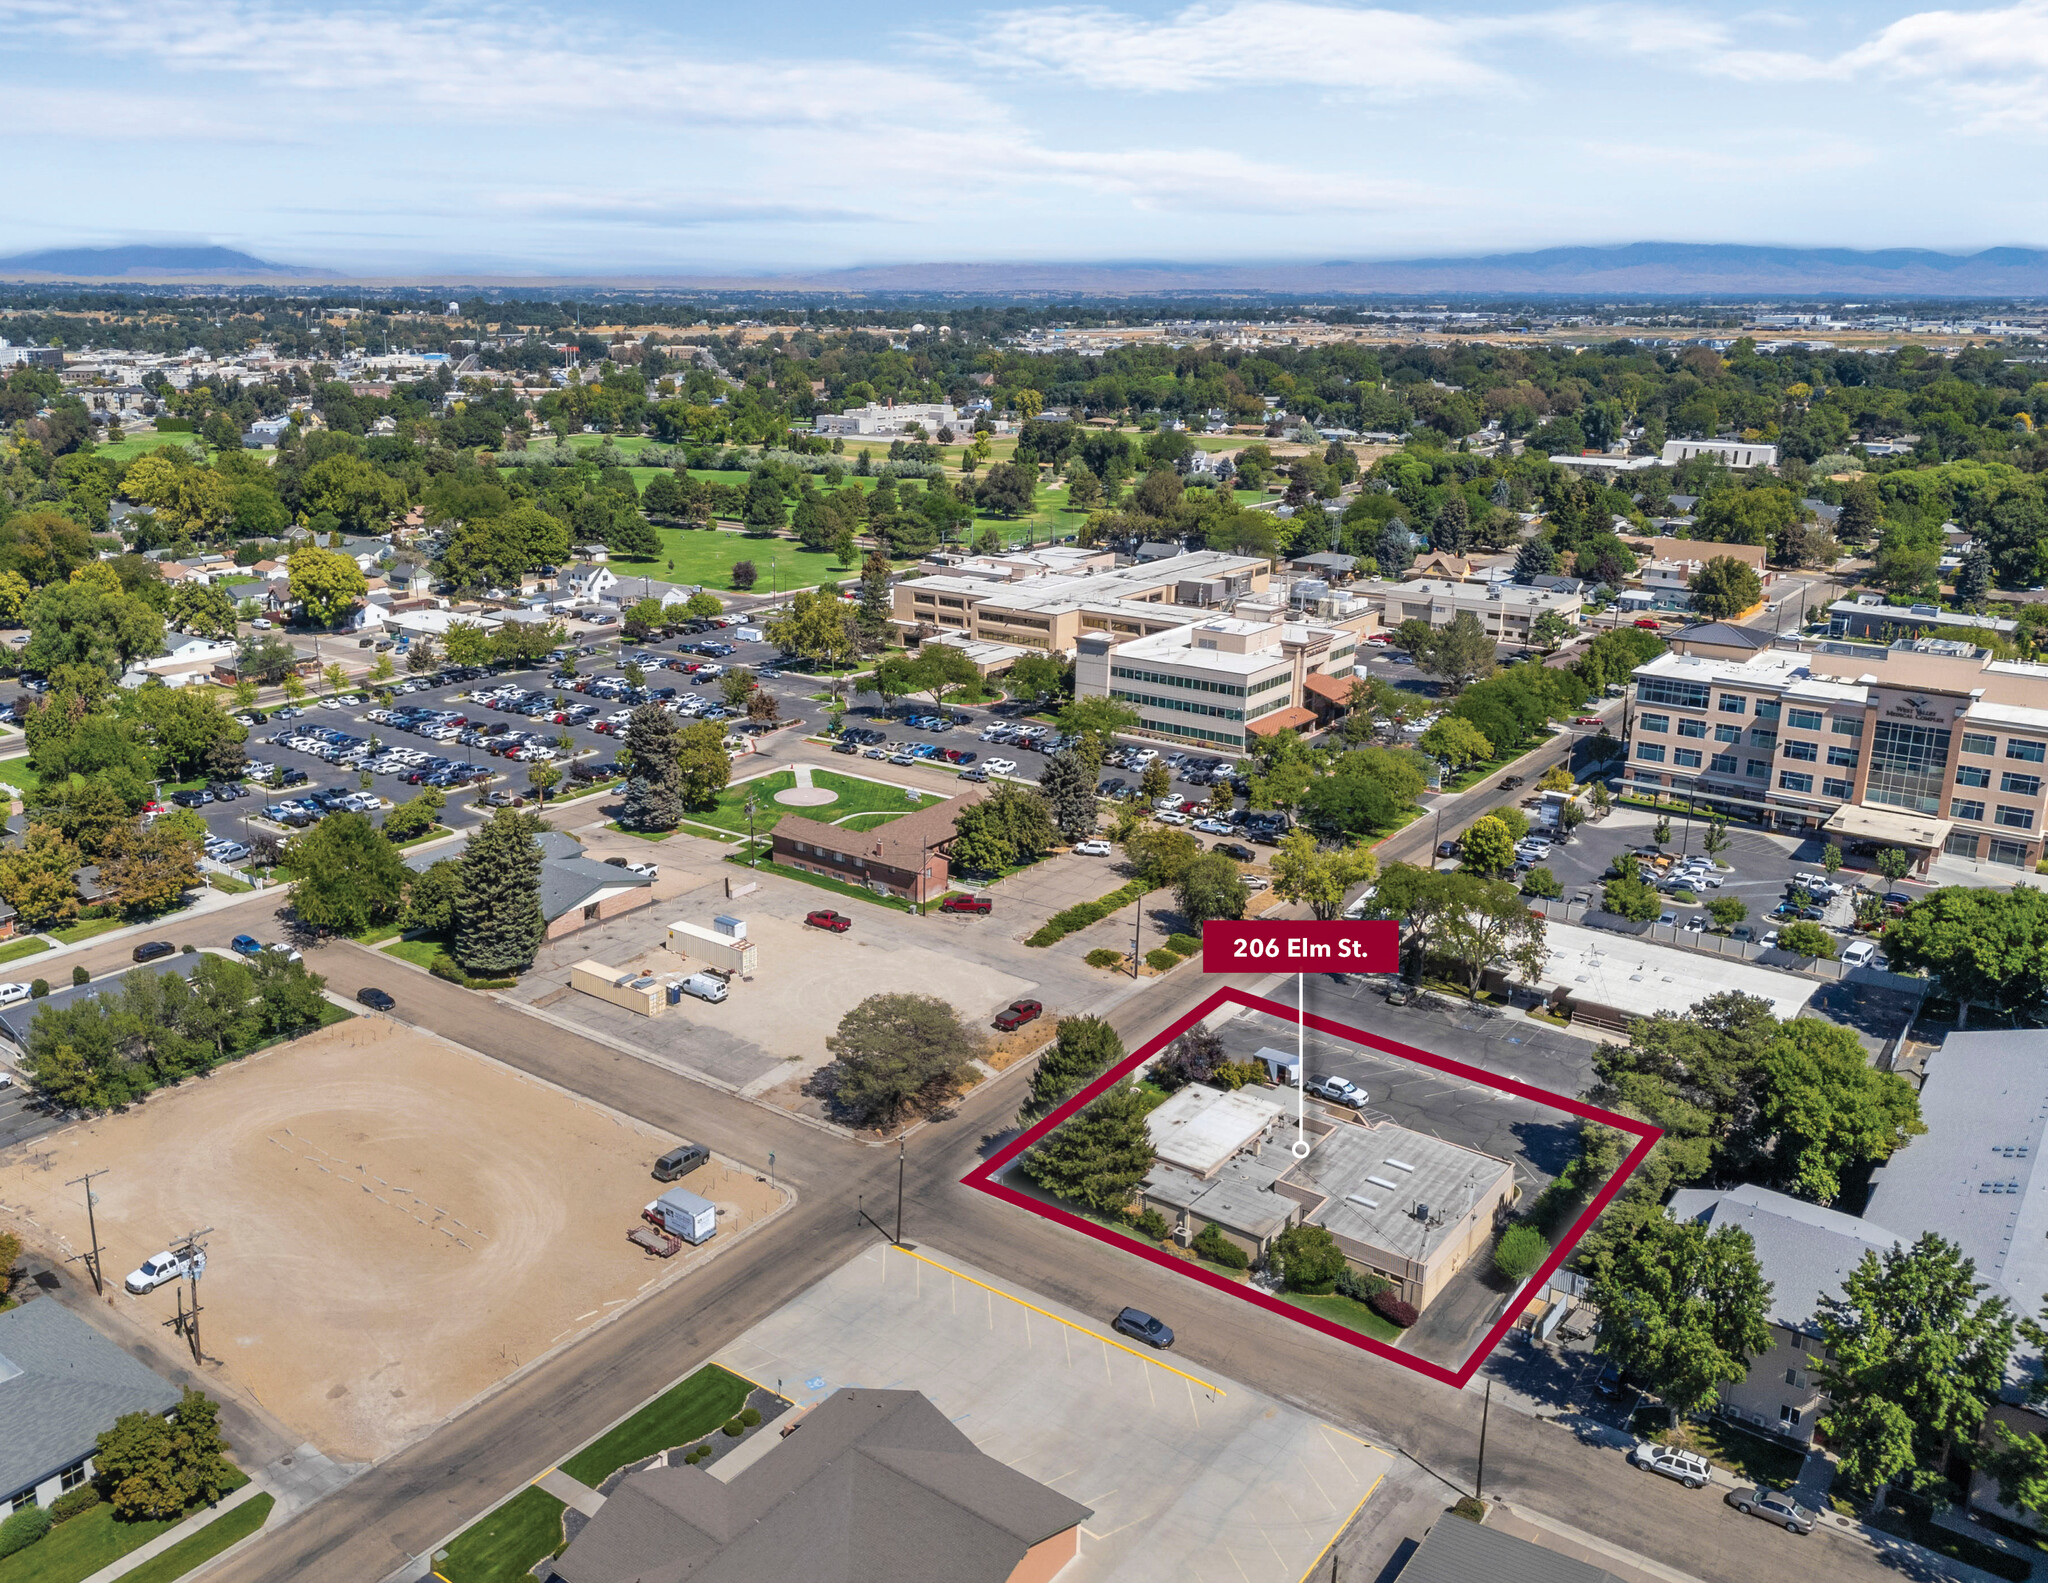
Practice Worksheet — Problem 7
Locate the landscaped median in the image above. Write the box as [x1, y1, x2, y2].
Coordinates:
[1027, 879, 1151, 947]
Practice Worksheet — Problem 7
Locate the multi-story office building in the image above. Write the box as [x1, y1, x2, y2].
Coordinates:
[1623, 623, 2048, 872]
[1353, 578, 1582, 646]
[892, 549, 1275, 653]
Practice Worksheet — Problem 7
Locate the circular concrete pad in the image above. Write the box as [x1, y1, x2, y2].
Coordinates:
[774, 787, 838, 806]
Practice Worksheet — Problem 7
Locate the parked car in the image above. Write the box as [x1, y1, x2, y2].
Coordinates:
[939, 895, 992, 915]
[1073, 839, 1112, 856]
[806, 909, 852, 933]
[1214, 843, 1256, 862]
[652, 1142, 709, 1181]
[1500, 775, 1525, 790]
[1306, 1074, 1367, 1109]
[230, 934, 264, 956]
[604, 857, 659, 878]
[1723, 1487, 1815, 1534]
[1436, 840, 1460, 859]
[1630, 1443, 1711, 1488]
[0, 983, 30, 1007]
[356, 986, 395, 1011]
[131, 940, 176, 963]
[993, 999, 1042, 1032]
[1112, 1307, 1174, 1349]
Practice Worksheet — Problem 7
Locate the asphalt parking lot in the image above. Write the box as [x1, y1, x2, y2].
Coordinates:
[715, 1241, 1395, 1583]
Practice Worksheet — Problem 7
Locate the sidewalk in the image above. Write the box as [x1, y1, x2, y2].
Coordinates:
[73, 1478, 270, 1583]
[1489, 1500, 1709, 1583]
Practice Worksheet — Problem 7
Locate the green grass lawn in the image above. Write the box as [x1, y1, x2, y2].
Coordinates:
[92, 433, 210, 464]
[1642, 1416, 1806, 1488]
[49, 917, 126, 945]
[434, 1486, 567, 1583]
[0, 938, 51, 964]
[608, 525, 876, 593]
[118, 1495, 274, 1583]
[381, 936, 441, 969]
[560, 1364, 755, 1487]
[0, 758, 40, 797]
[686, 768, 936, 838]
[0, 1473, 250, 1583]
[1273, 1290, 1406, 1343]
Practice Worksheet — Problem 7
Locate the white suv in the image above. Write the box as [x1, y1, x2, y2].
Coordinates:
[1629, 1442, 1710, 1489]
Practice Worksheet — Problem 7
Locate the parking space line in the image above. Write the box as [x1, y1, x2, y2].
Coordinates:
[1295, 1469, 1386, 1583]
[888, 1245, 1226, 1396]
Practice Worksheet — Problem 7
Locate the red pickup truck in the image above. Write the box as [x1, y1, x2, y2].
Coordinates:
[805, 909, 852, 933]
[994, 999, 1042, 1032]
[940, 895, 992, 915]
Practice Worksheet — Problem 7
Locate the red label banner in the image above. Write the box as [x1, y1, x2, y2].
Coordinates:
[1201, 919, 1398, 974]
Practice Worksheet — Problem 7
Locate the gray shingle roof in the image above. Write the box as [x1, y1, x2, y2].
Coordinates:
[1864, 1031, 2048, 1312]
[554, 1389, 1090, 1583]
[0, 1300, 182, 1501]
[1674, 621, 1771, 651]
[1397, 1515, 1624, 1583]
[1667, 1184, 1902, 1337]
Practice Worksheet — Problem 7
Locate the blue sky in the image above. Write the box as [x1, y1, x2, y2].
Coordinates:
[1, 0, 2043, 275]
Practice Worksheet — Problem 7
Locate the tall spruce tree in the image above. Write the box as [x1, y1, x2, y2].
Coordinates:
[1038, 750, 1099, 843]
[454, 809, 545, 977]
[619, 704, 683, 830]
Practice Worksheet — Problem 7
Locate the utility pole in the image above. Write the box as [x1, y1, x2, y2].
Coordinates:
[66, 1169, 107, 1296]
[896, 1137, 906, 1246]
[1475, 1377, 1492, 1500]
[746, 792, 758, 867]
[1131, 896, 1143, 978]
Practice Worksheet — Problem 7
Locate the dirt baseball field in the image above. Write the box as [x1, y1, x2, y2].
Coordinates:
[0, 1017, 786, 1462]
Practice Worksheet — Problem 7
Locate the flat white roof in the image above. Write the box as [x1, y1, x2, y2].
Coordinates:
[1144, 1083, 1284, 1178]
[1635, 649, 1811, 687]
[1966, 699, 2048, 733]
[1530, 921, 1816, 1022]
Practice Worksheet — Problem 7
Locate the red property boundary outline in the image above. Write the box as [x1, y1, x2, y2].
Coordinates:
[961, 986, 1660, 1388]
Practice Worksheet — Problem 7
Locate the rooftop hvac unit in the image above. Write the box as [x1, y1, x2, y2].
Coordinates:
[1412, 1201, 1431, 1222]
[1291, 579, 1329, 606]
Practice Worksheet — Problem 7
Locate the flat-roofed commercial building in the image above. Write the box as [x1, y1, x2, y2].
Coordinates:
[1075, 613, 1366, 752]
[1354, 578, 1582, 647]
[892, 549, 1273, 652]
[1662, 438, 1779, 469]
[1624, 627, 2048, 872]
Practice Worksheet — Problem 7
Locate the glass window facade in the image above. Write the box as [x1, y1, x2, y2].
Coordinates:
[1784, 740, 1818, 761]
[1823, 778, 1853, 799]
[1946, 831, 1981, 859]
[1639, 713, 1669, 733]
[1749, 728, 1777, 749]
[1787, 708, 1825, 731]
[1755, 701, 1782, 723]
[1996, 805, 2037, 830]
[1867, 720, 1953, 815]
[1637, 742, 1666, 763]
[1639, 677, 1711, 710]
[1678, 719, 1708, 739]
[2001, 772, 2043, 797]
[1675, 748, 1703, 768]
[2008, 739, 2047, 763]
[1832, 718, 1864, 738]
[1780, 771, 1815, 793]
[1952, 798, 1986, 822]
[1991, 839, 2032, 867]
[1746, 759, 1769, 778]
[1957, 765, 1991, 789]
[1827, 745, 1859, 768]
[1960, 732, 1997, 756]
[1711, 753, 1739, 774]
[1715, 724, 1742, 743]
[1718, 694, 1748, 714]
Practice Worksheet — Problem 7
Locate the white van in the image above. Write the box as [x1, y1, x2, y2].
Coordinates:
[1841, 940, 1878, 968]
[735, 627, 765, 642]
[680, 973, 728, 1004]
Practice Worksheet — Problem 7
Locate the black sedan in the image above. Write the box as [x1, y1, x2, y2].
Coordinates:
[356, 987, 396, 1012]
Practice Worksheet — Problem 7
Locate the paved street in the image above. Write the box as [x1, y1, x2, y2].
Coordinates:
[164, 936, 1934, 1583]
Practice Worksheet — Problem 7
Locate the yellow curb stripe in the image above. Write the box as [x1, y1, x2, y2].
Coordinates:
[889, 1244, 1226, 1397]
[1295, 1467, 1385, 1583]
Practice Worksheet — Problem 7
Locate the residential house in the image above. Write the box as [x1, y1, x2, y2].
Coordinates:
[1665, 1184, 1899, 1446]
[0, 1301, 182, 1514]
[403, 830, 656, 941]
[549, 1387, 1091, 1583]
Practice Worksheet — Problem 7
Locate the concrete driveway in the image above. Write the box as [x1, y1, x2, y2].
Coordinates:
[715, 1242, 1394, 1583]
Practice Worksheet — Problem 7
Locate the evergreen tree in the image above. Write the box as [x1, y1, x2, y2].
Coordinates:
[1514, 534, 1560, 581]
[1038, 749, 1098, 843]
[858, 549, 893, 640]
[453, 809, 546, 977]
[619, 704, 683, 830]
[1021, 1082, 1155, 1214]
[1022, 1014, 1124, 1120]
[1433, 493, 1471, 554]
[1954, 543, 1992, 606]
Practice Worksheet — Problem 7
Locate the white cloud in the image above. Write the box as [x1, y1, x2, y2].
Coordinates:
[1839, 0, 2048, 129]
[957, 1, 1502, 94]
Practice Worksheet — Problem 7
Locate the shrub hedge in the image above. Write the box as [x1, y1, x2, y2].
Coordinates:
[1144, 947, 1181, 971]
[1369, 1289, 1419, 1328]
[1026, 880, 1149, 948]
[1084, 947, 1124, 969]
[49, 1486, 101, 1524]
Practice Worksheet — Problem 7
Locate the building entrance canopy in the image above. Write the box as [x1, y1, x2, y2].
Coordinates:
[1821, 803, 1952, 851]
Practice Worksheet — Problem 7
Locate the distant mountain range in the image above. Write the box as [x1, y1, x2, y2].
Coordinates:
[0, 245, 319, 279]
[649, 244, 2048, 298]
[7, 240, 2048, 296]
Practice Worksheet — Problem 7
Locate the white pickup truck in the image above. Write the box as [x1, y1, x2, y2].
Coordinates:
[125, 1248, 205, 1294]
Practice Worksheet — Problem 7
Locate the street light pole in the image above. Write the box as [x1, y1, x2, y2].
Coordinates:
[66, 1169, 107, 1296]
